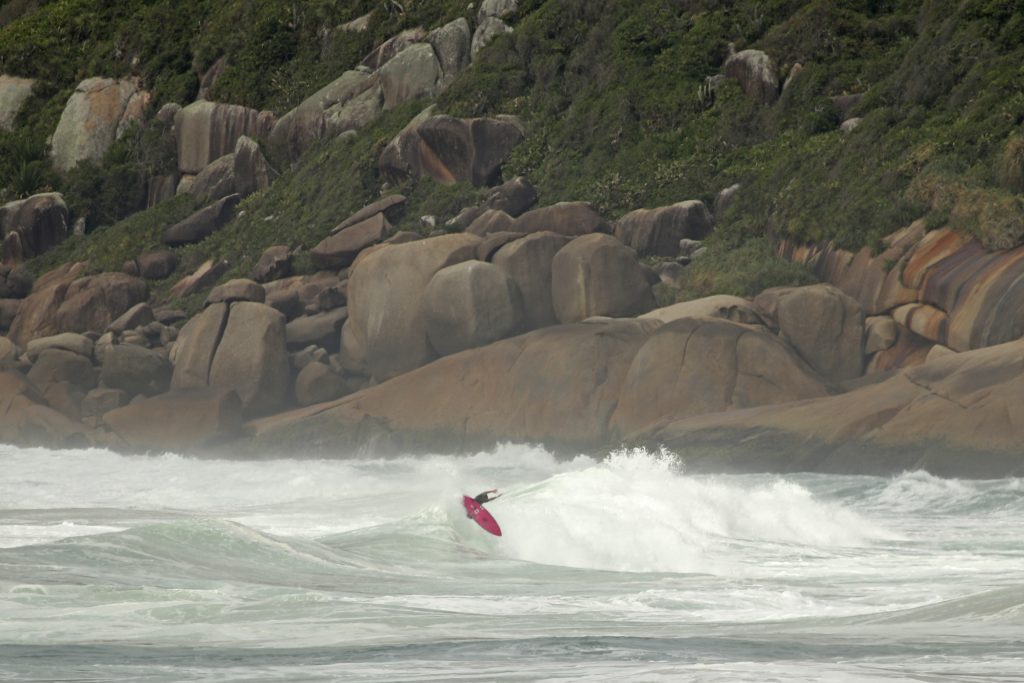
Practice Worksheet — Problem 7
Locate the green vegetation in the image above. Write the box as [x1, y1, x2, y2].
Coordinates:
[442, 0, 1024, 251]
[4, 0, 1024, 305]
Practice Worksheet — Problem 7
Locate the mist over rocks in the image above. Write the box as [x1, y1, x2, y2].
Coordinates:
[2, 2, 1024, 476]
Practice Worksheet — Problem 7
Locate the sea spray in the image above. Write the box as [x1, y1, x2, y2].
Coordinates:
[2, 442, 1023, 681]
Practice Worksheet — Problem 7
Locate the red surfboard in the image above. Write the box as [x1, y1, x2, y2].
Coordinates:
[463, 495, 502, 536]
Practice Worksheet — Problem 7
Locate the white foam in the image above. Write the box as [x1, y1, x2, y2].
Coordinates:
[488, 448, 894, 573]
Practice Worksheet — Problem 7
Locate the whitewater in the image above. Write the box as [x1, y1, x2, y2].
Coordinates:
[1, 443, 1022, 681]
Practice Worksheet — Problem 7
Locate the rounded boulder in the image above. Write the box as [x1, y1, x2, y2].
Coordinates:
[424, 260, 524, 356]
[551, 234, 656, 323]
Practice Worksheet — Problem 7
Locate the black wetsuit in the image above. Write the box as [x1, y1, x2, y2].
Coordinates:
[473, 492, 496, 505]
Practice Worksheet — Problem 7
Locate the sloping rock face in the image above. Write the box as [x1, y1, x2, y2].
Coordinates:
[0, 193, 68, 260]
[268, 70, 378, 163]
[50, 77, 148, 172]
[102, 388, 243, 452]
[247, 313, 833, 456]
[0, 74, 34, 131]
[346, 233, 480, 381]
[778, 225, 1024, 355]
[379, 112, 525, 187]
[614, 201, 714, 257]
[250, 319, 657, 452]
[609, 317, 831, 438]
[650, 338, 1024, 477]
[175, 100, 273, 174]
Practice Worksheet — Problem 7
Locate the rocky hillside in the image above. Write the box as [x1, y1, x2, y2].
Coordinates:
[1, 1, 1023, 475]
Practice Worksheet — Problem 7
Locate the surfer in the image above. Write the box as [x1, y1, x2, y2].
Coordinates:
[473, 489, 501, 505]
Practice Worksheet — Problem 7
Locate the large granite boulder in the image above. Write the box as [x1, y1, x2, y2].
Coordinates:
[163, 194, 240, 246]
[609, 317, 830, 438]
[268, 70, 378, 163]
[102, 388, 243, 452]
[170, 303, 228, 390]
[0, 193, 69, 259]
[53, 272, 148, 336]
[250, 245, 292, 283]
[232, 135, 277, 197]
[379, 112, 525, 187]
[285, 308, 348, 351]
[429, 18, 472, 88]
[651, 338, 1024, 477]
[25, 332, 94, 361]
[551, 233, 655, 323]
[0, 371, 88, 448]
[723, 49, 780, 105]
[249, 319, 657, 453]
[466, 209, 514, 236]
[169, 259, 229, 299]
[509, 202, 610, 237]
[0, 74, 34, 131]
[175, 100, 273, 175]
[347, 233, 480, 381]
[26, 348, 96, 392]
[754, 283, 864, 383]
[311, 213, 392, 270]
[186, 153, 235, 201]
[379, 43, 442, 110]
[492, 231, 571, 330]
[207, 302, 290, 416]
[6, 262, 88, 345]
[50, 77, 148, 172]
[423, 260, 524, 356]
[100, 343, 172, 396]
[294, 361, 347, 406]
[134, 250, 178, 280]
[107, 302, 154, 334]
[360, 28, 427, 70]
[206, 278, 265, 306]
[614, 201, 714, 257]
[330, 195, 407, 236]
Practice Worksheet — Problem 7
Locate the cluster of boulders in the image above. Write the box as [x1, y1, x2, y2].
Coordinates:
[5, 171, 1024, 476]
[0, 172, 719, 452]
[0, 0, 528, 268]
[776, 221, 1024, 366]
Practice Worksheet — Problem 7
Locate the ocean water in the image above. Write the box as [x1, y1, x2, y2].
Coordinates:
[1, 443, 1022, 682]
